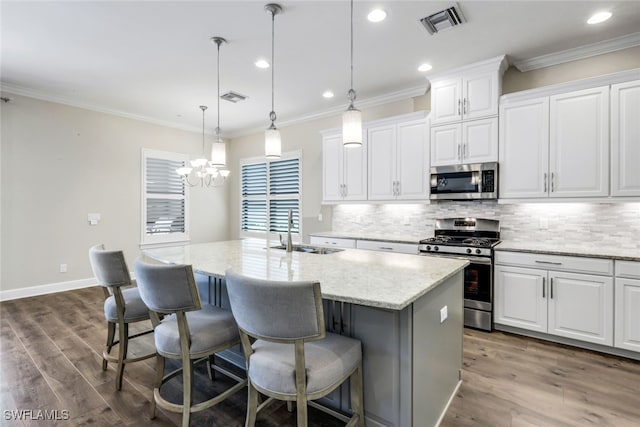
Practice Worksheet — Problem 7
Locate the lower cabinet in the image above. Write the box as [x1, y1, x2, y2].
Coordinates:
[309, 236, 356, 249]
[615, 261, 640, 352]
[494, 252, 614, 346]
[355, 240, 418, 255]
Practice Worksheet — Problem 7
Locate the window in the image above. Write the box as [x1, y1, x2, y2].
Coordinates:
[240, 151, 301, 239]
[141, 149, 189, 245]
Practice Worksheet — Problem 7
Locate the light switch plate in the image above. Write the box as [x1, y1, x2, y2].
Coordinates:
[440, 306, 448, 323]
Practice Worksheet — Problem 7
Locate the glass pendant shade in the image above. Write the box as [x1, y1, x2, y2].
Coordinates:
[265, 127, 281, 159]
[210, 140, 226, 167]
[342, 107, 363, 147]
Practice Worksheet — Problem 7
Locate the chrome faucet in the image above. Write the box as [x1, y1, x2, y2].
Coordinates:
[286, 208, 294, 252]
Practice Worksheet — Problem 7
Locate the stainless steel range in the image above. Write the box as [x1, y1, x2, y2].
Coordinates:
[418, 218, 500, 331]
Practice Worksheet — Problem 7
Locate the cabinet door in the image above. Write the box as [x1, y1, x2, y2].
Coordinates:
[431, 78, 462, 125]
[494, 265, 547, 332]
[343, 134, 368, 201]
[322, 134, 344, 202]
[547, 271, 613, 346]
[549, 86, 609, 198]
[611, 80, 640, 197]
[462, 117, 498, 164]
[430, 123, 461, 166]
[615, 277, 640, 352]
[396, 119, 429, 200]
[367, 124, 396, 200]
[499, 98, 549, 199]
[463, 72, 499, 121]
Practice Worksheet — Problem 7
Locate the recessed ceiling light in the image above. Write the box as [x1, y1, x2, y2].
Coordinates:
[587, 11, 612, 24]
[367, 9, 387, 23]
[255, 59, 270, 68]
[418, 63, 433, 72]
[322, 91, 334, 99]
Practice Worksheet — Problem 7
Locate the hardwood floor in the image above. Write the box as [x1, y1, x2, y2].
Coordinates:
[1, 287, 639, 426]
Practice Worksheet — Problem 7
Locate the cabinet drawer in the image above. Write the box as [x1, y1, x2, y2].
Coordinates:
[356, 240, 418, 255]
[616, 261, 640, 279]
[309, 236, 356, 249]
[495, 251, 613, 275]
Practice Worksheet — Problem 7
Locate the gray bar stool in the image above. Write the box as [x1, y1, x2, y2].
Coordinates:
[225, 268, 365, 427]
[133, 258, 247, 427]
[88, 244, 157, 390]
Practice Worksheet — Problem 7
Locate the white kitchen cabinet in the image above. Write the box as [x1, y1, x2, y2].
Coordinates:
[615, 261, 640, 352]
[367, 114, 429, 201]
[549, 86, 609, 198]
[499, 86, 609, 199]
[322, 132, 367, 202]
[611, 80, 640, 197]
[431, 118, 498, 167]
[355, 240, 418, 255]
[495, 251, 614, 346]
[499, 97, 549, 199]
[309, 236, 356, 249]
[431, 69, 501, 126]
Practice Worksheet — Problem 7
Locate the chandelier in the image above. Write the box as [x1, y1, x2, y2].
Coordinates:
[264, 3, 282, 159]
[176, 105, 230, 187]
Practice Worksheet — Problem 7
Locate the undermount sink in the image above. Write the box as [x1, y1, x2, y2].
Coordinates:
[269, 244, 344, 255]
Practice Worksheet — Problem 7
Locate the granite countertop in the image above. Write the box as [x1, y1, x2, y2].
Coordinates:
[142, 238, 468, 311]
[495, 241, 640, 262]
[309, 231, 424, 245]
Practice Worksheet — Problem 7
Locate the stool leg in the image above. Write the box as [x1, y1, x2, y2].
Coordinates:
[150, 354, 164, 420]
[182, 356, 193, 427]
[103, 321, 116, 370]
[207, 354, 215, 381]
[245, 381, 258, 427]
[350, 364, 365, 427]
[115, 323, 128, 390]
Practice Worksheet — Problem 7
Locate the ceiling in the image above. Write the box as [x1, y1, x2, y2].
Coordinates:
[2, 1, 639, 137]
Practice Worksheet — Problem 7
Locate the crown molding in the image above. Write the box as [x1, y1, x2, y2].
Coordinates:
[1, 81, 429, 139]
[513, 32, 640, 72]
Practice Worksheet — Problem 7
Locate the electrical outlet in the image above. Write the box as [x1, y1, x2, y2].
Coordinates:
[318, 213, 323, 222]
[440, 306, 448, 323]
[60, 264, 67, 273]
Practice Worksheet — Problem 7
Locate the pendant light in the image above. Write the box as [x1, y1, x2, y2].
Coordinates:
[342, 0, 362, 147]
[264, 3, 282, 159]
[210, 36, 227, 167]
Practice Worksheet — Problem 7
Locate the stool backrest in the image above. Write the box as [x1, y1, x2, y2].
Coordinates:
[225, 269, 325, 342]
[89, 244, 132, 288]
[133, 258, 201, 314]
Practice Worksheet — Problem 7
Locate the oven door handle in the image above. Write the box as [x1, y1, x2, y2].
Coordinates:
[419, 252, 492, 265]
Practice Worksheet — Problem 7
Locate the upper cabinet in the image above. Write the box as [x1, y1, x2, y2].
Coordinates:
[429, 55, 507, 167]
[368, 113, 429, 200]
[322, 132, 367, 203]
[611, 80, 640, 197]
[323, 111, 429, 204]
[499, 69, 640, 201]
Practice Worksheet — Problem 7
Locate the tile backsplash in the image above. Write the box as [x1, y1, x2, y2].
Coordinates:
[332, 202, 640, 250]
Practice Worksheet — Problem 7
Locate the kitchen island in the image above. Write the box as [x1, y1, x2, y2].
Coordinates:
[143, 238, 468, 427]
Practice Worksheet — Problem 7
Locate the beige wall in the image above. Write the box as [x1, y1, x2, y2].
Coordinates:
[227, 99, 421, 242]
[1, 94, 229, 292]
[503, 46, 640, 94]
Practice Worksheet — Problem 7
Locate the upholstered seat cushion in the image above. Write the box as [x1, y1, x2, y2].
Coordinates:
[154, 304, 239, 358]
[248, 332, 361, 396]
[103, 287, 150, 323]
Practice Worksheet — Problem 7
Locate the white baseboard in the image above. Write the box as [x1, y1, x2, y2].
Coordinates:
[0, 277, 97, 301]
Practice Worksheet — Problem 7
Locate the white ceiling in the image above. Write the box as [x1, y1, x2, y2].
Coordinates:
[2, 1, 639, 137]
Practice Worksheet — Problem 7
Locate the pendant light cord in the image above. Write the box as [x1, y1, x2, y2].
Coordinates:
[270, 8, 276, 125]
[350, 0, 354, 92]
[217, 41, 220, 136]
[200, 105, 207, 156]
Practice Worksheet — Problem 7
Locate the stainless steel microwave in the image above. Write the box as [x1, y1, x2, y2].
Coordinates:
[429, 162, 498, 200]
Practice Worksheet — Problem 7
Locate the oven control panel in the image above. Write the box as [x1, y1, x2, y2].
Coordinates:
[419, 244, 492, 257]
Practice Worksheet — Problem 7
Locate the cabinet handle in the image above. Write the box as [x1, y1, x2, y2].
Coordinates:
[463, 143, 467, 159]
[544, 173, 548, 193]
[379, 247, 394, 251]
[535, 260, 562, 266]
[551, 172, 555, 192]
[457, 143, 461, 160]
[396, 180, 401, 196]
[394, 180, 398, 196]
[542, 277, 545, 298]
[457, 99, 461, 115]
[550, 277, 554, 299]
[463, 98, 468, 114]
[343, 184, 347, 197]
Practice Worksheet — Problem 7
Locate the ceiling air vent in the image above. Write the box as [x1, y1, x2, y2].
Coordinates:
[420, 4, 466, 35]
[220, 91, 247, 103]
